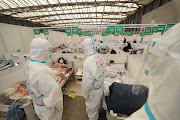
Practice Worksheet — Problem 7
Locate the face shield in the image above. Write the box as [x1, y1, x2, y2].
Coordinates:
[30, 38, 52, 61]
[129, 23, 180, 120]
[132, 34, 169, 94]
[132, 23, 180, 96]
[47, 46, 53, 58]
[167, 41, 180, 60]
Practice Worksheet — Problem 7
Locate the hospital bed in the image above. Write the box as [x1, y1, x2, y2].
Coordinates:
[0, 81, 38, 120]
[51, 61, 74, 88]
[0, 69, 73, 120]
[105, 77, 135, 120]
[106, 79, 133, 120]
[104, 54, 151, 120]
[0, 62, 74, 120]
[103, 64, 135, 120]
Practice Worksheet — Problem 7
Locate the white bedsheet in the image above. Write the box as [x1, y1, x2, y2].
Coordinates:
[102, 73, 134, 111]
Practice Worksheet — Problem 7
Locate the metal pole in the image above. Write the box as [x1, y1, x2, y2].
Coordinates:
[33, 24, 174, 29]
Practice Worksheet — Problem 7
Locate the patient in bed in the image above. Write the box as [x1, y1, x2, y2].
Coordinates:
[103, 61, 141, 118]
[102, 61, 128, 118]
[51, 57, 73, 86]
[52, 57, 68, 68]
[52, 57, 70, 75]
[104, 61, 127, 96]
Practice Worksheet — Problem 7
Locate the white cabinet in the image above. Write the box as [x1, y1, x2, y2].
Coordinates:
[76, 68, 83, 84]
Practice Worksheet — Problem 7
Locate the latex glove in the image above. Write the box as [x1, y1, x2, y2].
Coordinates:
[56, 102, 63, 112]
[84, 92, 88, 100]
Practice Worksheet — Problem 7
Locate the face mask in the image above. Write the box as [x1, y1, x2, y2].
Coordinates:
[110, 63, 114, 66]
[49, 52, 53, 59]
[60, 60, 64, 64]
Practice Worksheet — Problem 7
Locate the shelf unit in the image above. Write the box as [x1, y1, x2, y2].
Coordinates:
[76, 68, 83, 84]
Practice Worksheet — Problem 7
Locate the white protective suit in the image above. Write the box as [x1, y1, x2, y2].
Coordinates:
[126, 23, 180, 120]
[25, 38, 63, 120]
[82, 38, 106, 120]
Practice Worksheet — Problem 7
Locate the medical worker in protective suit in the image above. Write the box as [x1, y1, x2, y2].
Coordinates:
[82, 38, 106, 120]
[25, 38, 63, 120]
[126, 23, 180, 120]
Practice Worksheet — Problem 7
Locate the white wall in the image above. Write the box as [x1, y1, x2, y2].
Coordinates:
[0, 23, 35, 53]
[35, 30, 72, 46]
[0, 64, 26, 94]
[127, 55, 151, 87]
[0, 33, 6, 53]
[48, 31, 67, 47]
[0, 23, 70, 53]
[35, 33, 45, 39]
[0, 23, 162, 56]
[142, 1, 177, 24]
[172, 0, 180, 22]
[64, 34, 126, 42]
[20, 26, 35, 53]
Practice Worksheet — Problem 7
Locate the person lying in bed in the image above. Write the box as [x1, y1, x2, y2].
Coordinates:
[52, 57, 72, 74]
[51, 57, 73, 85]
[106, 60, 127, 79]
[110, 60, 114, 65]
[52, 57, 68, 68]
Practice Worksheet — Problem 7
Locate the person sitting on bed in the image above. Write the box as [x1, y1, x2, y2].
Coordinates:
[110, 60, 114, 65]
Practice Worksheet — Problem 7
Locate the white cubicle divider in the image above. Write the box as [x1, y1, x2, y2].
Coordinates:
[132, 43, 150, 53]
[52, 53, 128, 77]
[130, 55, 146, 63]
[0, 52, 128, 93]
[127, 55, 151, 88]
[0, 64, 26, 94]
[101, 54, 128, 64]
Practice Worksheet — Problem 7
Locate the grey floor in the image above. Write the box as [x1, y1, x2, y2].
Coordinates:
[62, 95, 88, 120]
[62, 79, 107, 120]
